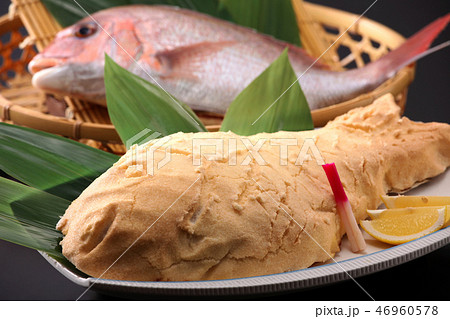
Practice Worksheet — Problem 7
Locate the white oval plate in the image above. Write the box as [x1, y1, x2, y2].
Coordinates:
[40, 169, 450, 297]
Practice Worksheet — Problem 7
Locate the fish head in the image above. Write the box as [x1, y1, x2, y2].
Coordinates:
[29, 10, 143, 104]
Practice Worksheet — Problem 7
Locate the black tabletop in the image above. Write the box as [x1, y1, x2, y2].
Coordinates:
[0, 0, 449, 301]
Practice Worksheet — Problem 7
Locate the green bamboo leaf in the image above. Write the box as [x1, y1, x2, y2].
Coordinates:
[220, 49, 313, 135]
[0, 122, 119, 201]
[218, 0, 301, 46]
[0, 177, 69, 260]
[104, 55, 207, 147]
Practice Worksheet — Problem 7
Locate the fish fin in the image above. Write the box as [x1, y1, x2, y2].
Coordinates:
[153, 41, 239, 79]
[370, 13, 450, 78]
[253, 32, 331, 70]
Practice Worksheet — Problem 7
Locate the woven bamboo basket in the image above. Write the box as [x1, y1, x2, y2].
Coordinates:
[0, 0, 415, 154]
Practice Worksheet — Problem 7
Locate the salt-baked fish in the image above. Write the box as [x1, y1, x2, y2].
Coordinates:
[56, 94, 450, 281]
[29, 6, 449, 113]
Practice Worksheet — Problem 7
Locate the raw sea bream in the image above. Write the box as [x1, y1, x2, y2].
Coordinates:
[29, 6, 450, 113]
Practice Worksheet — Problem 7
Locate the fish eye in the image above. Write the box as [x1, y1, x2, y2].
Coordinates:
[75, 24, 97, 38]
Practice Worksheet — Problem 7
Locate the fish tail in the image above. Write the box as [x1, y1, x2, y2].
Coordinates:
[370, 13, 449, 79]
[310, 14, 449, 110]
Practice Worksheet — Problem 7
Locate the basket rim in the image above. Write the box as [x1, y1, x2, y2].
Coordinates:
[0, 2, 415, 142]
[304, 2, 406, 45]
[0, 94, 121, 142]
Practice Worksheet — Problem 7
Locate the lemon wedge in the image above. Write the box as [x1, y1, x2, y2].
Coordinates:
[381, 195, 450, 209]
[368, 205, 450, 228]
[361, 206, 447, 245]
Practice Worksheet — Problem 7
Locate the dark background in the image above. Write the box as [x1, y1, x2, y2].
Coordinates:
[0, 0, 449, 300]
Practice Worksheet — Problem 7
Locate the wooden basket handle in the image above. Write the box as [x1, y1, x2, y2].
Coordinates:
[291, 0, 341, 70]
